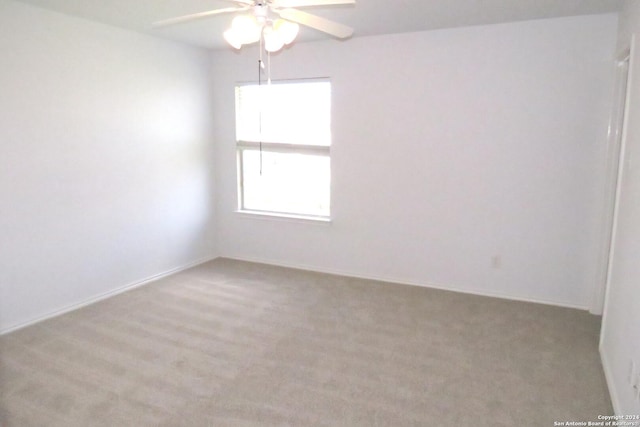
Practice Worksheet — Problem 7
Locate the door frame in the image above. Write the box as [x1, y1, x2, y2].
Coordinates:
[592, 39, 633, 315]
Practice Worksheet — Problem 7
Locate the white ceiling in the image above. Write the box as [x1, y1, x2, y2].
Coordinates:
[14, 0, 622, 50]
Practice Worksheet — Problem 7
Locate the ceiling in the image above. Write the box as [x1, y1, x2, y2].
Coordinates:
[14, 0, 622, 50]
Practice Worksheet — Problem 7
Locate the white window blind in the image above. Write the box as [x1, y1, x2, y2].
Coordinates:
[235, 79, 331, 219]
[235, 80, 331, 146]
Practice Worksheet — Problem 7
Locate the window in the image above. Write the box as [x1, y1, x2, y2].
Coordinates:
[235, 79, 331, 219]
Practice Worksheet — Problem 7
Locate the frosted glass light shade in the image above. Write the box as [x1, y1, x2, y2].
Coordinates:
[227, 14, 261, 46]
[223, 15, 298, 51]
[263, 25, 285, 52]
[224, 29, 243, 49]
[274, 19, 299, 45]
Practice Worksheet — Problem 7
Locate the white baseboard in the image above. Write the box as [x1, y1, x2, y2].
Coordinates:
[222, 254, 590, 311]
[3, 252, 590, 336]
[0, 254, 219, 336]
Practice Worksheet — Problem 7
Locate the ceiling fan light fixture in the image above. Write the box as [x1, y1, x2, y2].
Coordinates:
[152, 0, 356, 50]
[230, 14, 261, 44]
[223, 28, 243, 49]
[263, 25, 285, 52]
[274, 19, 299, 45]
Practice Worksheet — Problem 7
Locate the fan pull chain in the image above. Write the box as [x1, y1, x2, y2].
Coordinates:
[258, 35, 264, 176]
[267, 50, 272, 85]
[256, 32, 274, 176]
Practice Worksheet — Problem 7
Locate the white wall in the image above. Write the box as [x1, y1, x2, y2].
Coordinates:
[0, 0, 217, 333]
[212, 14, 617, 308]
[600, 0, 640, 415]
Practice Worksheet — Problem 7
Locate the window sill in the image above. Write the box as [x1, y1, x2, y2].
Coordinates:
[234, 210, 332, 225]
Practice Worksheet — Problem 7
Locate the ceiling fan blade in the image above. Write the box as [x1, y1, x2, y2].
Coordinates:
[152, 6, 249, 28]
[277, 8, 354, 39]
[218, 0, 254, 5]
[274, 0, 355, 7]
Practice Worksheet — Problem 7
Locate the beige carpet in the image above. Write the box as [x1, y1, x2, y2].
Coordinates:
[0, 258, 611, 426]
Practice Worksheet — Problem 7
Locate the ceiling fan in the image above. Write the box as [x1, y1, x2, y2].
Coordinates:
[153, 0, 355, 52]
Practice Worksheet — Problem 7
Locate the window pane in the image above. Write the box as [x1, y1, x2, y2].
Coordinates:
[236, 81, 331, 146]
[241, 149, 330, 217]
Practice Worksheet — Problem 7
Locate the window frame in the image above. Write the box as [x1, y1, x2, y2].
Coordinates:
[234, 78, 332, 221]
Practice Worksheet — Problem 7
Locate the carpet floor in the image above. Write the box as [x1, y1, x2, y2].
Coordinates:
[0, 258, 611, 426]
